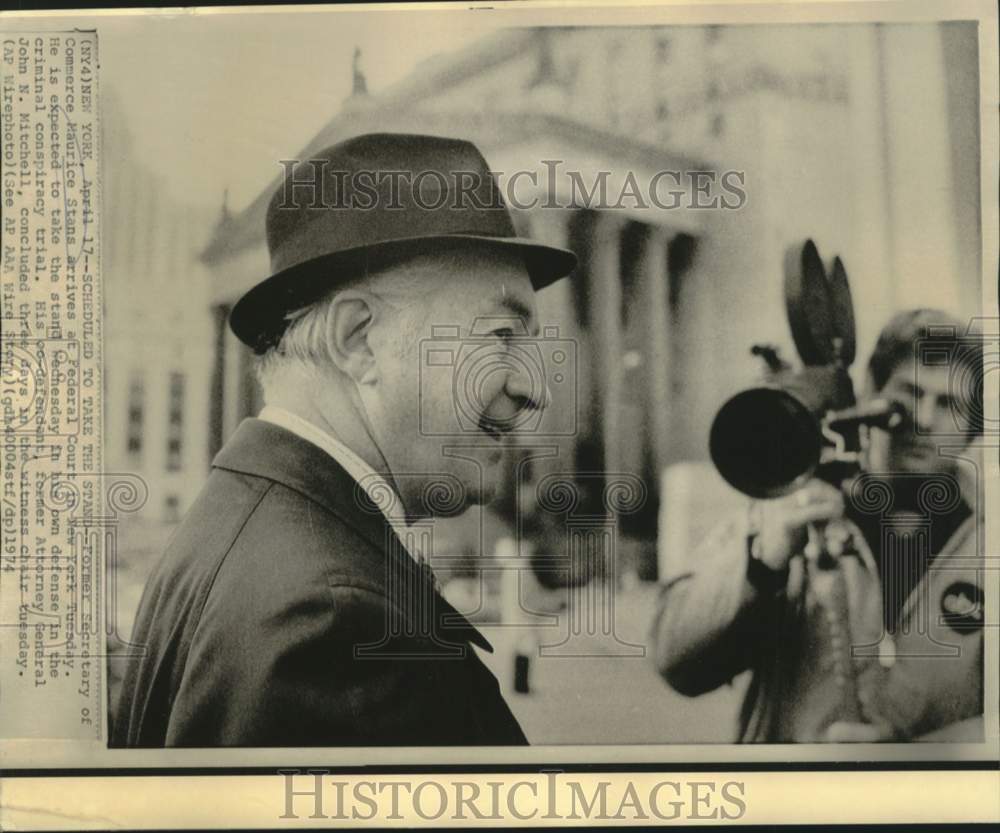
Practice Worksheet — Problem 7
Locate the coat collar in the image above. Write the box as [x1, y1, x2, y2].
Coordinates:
[213, 418, 391, 553]
[212, 419, 494, 653]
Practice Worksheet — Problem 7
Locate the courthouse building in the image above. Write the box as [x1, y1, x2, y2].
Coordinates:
[198, 24, 981, 575]
[102, 96, 215, 527]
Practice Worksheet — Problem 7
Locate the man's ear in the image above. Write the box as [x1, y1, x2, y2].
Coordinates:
[323, 291, 378, 385]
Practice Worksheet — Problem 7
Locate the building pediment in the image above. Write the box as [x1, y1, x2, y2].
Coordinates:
[201, 105, 714, 269]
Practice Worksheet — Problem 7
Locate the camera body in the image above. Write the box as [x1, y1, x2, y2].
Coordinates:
[709, 240, 898, 499]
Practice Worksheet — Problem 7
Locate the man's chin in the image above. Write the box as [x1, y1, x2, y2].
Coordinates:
[463, 445, 504, 503]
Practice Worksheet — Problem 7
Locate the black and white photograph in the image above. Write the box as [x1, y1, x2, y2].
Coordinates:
[0, 0, 997, 827]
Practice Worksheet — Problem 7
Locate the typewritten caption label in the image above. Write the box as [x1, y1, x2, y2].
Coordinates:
[1, 31, 103, 740]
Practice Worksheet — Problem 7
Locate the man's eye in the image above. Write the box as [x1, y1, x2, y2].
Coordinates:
[494, 328, 514, 344]
[938, 394, 959, 412]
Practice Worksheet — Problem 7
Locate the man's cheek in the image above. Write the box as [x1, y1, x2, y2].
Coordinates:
[395, 371, 425, 428]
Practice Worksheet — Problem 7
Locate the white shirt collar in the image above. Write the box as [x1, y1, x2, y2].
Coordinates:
[257, 405, 423, 564]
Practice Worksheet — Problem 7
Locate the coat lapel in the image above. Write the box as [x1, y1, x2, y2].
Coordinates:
[895, 514, 980, 631]
[212, 419, 493, 653]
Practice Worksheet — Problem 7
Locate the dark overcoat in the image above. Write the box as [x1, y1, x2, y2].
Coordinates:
[111, 419, 527, 747]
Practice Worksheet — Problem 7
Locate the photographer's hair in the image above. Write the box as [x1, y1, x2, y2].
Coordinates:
[866, 307, 983, 435]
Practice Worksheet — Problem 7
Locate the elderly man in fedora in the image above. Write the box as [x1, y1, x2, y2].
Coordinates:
[112, 133, 576, 747]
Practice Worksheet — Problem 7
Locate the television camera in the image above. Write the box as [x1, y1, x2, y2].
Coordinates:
[709, 240, 905, 501]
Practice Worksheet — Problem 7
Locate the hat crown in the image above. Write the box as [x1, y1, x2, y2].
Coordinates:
[230, 132, 577, 352]
[265, 132, 513, 273]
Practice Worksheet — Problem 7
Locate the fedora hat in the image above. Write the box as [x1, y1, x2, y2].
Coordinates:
[230, 132, 578, 352]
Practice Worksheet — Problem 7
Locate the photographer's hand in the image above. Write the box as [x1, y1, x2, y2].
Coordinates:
[755, 480, 845, 571]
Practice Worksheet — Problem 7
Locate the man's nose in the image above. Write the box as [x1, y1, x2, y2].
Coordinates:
[505, 364, 551, 413]
[913, 396, 938, 433]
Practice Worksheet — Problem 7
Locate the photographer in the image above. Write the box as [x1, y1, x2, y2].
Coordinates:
[650, 309, 984, 743]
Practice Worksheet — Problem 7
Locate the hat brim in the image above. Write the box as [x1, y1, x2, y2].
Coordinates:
[230, 234, 578, 352]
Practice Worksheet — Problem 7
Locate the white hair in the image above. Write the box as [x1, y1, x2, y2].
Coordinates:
[254, 292, 341, 397]
[253, 258, 440, 400]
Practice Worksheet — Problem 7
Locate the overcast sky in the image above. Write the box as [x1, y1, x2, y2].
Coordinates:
[8, 7, 506, 212]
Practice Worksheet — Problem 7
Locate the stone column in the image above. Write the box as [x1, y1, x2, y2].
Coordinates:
[640, 224, 673, 477]
[221, 327, 244, 442]
[208, 304, 229, 461]
[589, 212, 626, 486]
